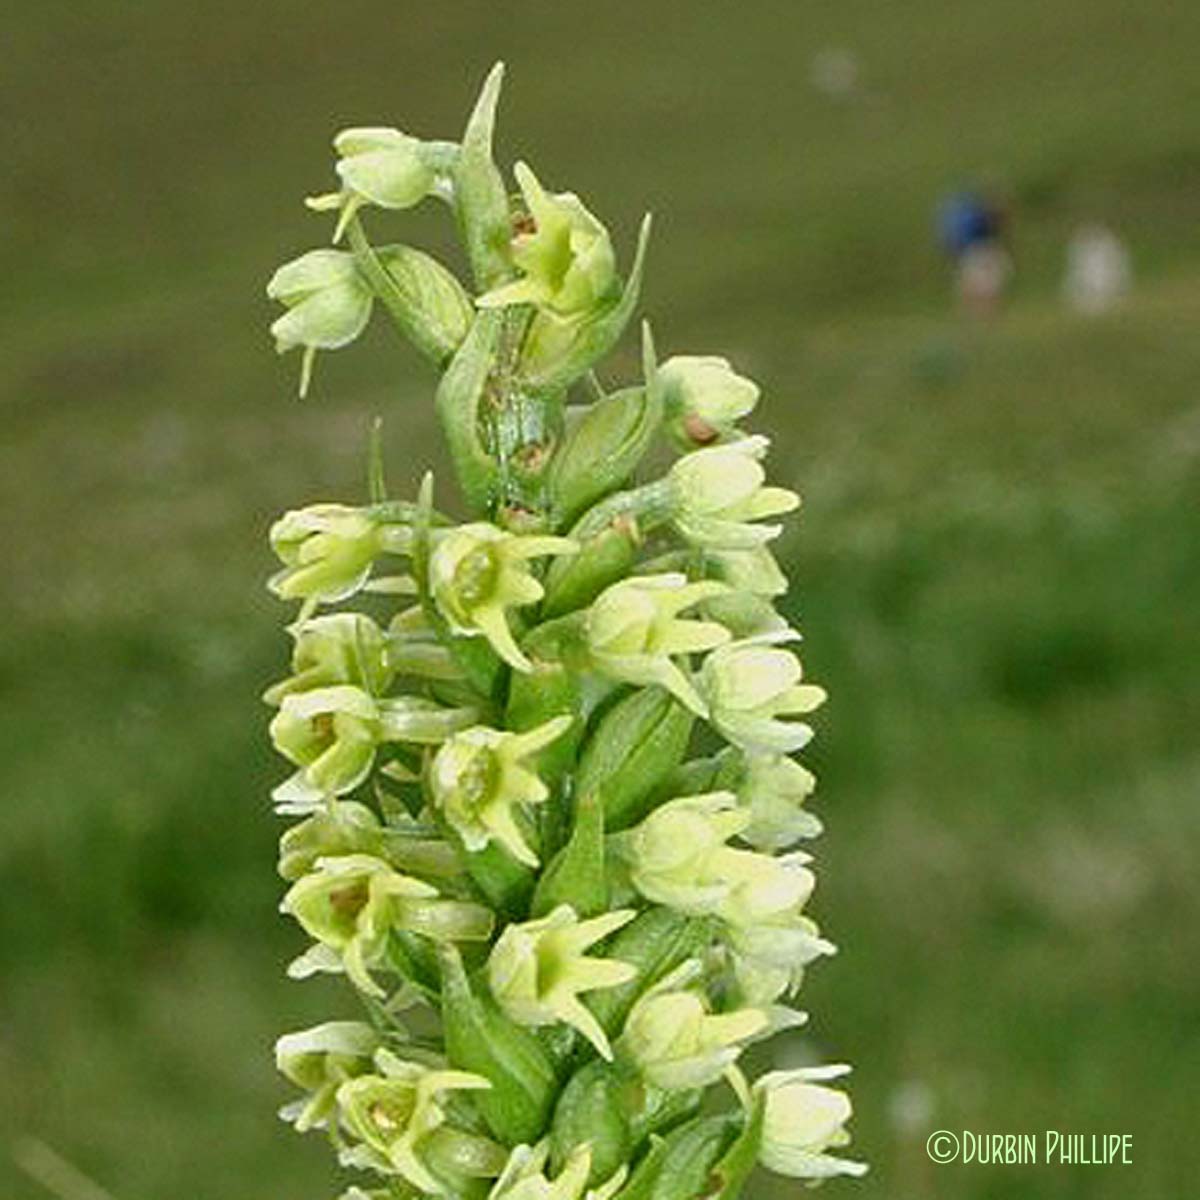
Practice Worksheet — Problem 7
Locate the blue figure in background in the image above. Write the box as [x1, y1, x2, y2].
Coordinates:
[937, 189, 1013, 318]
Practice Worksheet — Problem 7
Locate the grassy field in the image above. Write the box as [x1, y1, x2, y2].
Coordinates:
[3, 3, 1198, 1198]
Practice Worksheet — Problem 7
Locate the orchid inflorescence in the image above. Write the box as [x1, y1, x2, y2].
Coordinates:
[264, 64, 865, 1200]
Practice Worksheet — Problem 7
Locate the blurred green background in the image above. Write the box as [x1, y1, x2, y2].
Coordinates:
[3, 2, 1198, 1198]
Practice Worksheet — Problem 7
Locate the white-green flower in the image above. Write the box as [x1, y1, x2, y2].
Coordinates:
[660, 355, 760, 448]
[487, 905, 636, 1059]
[431, 716, 572, 866]
[275, 1020, 382, 1133]
[269, 504, 410, 610]
[670, 436, 799, 550]
[282, 854, 492, 997]
[700, 634, 826, 754]
[264, 612, 393, 705]
[618, 963, 770, 1091]
[489, 1142, 626, 1200]
[431, 523, 577, 672]
[736, 754, 822, 850]
[277, 799, 387, 881]
[267, 250, 375, 396]
[585, 574, 730, 714]
[719, 850, 836, 1001]
[755, 1065, 868, 1181]
[336, 1050, 495, 1193]
[477, 163, 616, 317]
[269, 685, 477, 811]
[617, 792, 748, 915]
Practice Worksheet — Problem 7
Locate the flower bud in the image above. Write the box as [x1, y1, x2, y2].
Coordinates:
[282, 853, 493, 996]
[269, 504, 410, 609]
[335, 127, 441, 208]
[431, 523, 578, 672]
[734, 754, 822, 850]
[669, 437, 799, 551]
[585, 574, 730, 715]
[715, 850, 816, 933]
[267, 250, 374, 396]
[275, 1020, 381, 1132]
[754, 1066, 867, 1181]
[336, 1051, 495, 1192]
[660, 356, 759, 449]
[618, 967, 768, 1091]
[264, 613, 392, 705]
[699, 635, 826, 754]
[718, 852, 835, 1000]
[431, 716, 572, 866]
[478, 163, 616, 317]
[487, 905, 637, 1058]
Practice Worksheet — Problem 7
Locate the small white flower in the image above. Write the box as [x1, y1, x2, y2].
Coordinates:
[660, 354, 760, 447]
[670, 436, 799, 550]
[756, 1065, 868, 1180]
[700, 634, 826, 754]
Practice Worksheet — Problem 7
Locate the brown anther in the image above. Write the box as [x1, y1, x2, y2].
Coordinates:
[512, 211, 536, 236]
[311, 713, 335, 739]
[328, 883, 368, 918]
[683, 414, 720, 445]
[611, 514, 642, 545]
[516, 442, 548, 472]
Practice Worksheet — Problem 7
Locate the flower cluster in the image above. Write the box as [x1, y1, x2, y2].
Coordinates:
[264, 64, 863, 1200]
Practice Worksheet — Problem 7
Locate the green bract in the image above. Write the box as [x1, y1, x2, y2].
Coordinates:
[264, 65, 862, 1200]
